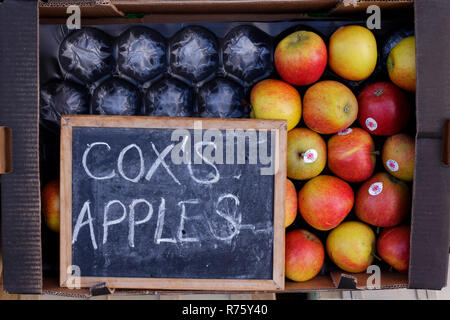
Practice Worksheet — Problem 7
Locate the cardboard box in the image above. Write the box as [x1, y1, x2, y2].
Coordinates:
[0, 0, 449, 297]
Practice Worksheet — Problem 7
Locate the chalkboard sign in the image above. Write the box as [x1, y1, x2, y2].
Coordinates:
[60, 115, 286, 291]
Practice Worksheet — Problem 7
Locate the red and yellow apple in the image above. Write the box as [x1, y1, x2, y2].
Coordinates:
[329, 25, 378, 81]
[303, 80, 358, 134]
[382, 133, 415, 182]
[327, 127, 376, 182]
[285, 179, 298, 228]
[326, 221, 376, 273]
[250, 79, 301, 131]
[42, 179, 60, 232]
[287, 128, 327, 180]
[355, 172, 411, 227]
[298, 175, 354, 231]
[285, 229, 325, 282]
[275, 30, 327, 86]
[357, 82, 410, 136]
[387, 36, 416, 92]
[377, 225, 411, 273]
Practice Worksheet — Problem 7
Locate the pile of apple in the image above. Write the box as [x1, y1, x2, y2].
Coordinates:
[250, 25, 416, 282]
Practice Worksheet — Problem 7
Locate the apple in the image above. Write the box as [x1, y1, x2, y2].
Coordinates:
[328, 25, 378, 81]
[250, 79, 301, 131]
[287, 128, 327, 180]
[327, 127, 376, 182]
[355, 172, 411, 227]
[303, 80, 358, 134]
[382, 133, 415, 181]
[285, 179, 298, 228]
[357, 82, 410, 136]
[377, 225, 411, 273]
[285, 229, 325, 282]
[387, 36, 416, 92]
[275, 30, 327, 86]
[298, 175, 354, 231]
[42, 179, 60, 232]
[326, 221, 376, 273]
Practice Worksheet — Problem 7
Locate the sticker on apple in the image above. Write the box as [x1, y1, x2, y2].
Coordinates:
[368, 182, 383, 196]
[338, 128, 353, 135]
[303, 149, 318, 163]
[386, 159, 399, 172]
[365, 117, 378, 131]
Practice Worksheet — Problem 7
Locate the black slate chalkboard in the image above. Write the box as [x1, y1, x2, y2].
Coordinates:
[61, 116, 286, 290]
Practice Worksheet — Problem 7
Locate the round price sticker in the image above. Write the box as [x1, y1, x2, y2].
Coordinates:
[303, 149, 318, 163]
[386, 159, 399, 172]
[365, 117, 378, 131]
[338, 128, 353, 135]
[368, 182, 383, 196]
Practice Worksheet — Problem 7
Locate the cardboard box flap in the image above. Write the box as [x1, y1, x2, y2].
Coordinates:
[412, 0, 450, 282]
[0, 0, 42, 294]
[409, 137, 450, 289]
[0, 127, 12, 174]
[331, 0, 413, 15]
[112, 0, 339, 14]
[415, 0, 450, 137]
[39, 0, 124, 18]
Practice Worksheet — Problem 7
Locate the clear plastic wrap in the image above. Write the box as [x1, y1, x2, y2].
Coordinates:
[58, 27, 114, 83]
[92, 78, 141, 115]
[197, 77, 248, 118]
[144, 77, 194, 117]
[117, 26, 167, 83]
[40, 80, 89, 125]
[169, 26, 219, 85]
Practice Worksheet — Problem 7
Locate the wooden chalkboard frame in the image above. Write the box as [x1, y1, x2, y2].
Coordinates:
[60, 115, 286, 291]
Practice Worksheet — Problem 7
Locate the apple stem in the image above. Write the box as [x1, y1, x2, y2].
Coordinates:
[299, 152, 305, 158]
[370, 150, 380, 156]
[372, 253, 382, 261]
[376, 226, 380, 234]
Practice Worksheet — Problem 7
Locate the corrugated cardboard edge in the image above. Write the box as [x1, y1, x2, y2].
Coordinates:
[0, 0, 42, 294]
[0, 127, 12, 174]
[39, 0, 337, 17]
[39, 0, 337, 23]
[39, 0, 124, 18]
[112, 0, 339, 14]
